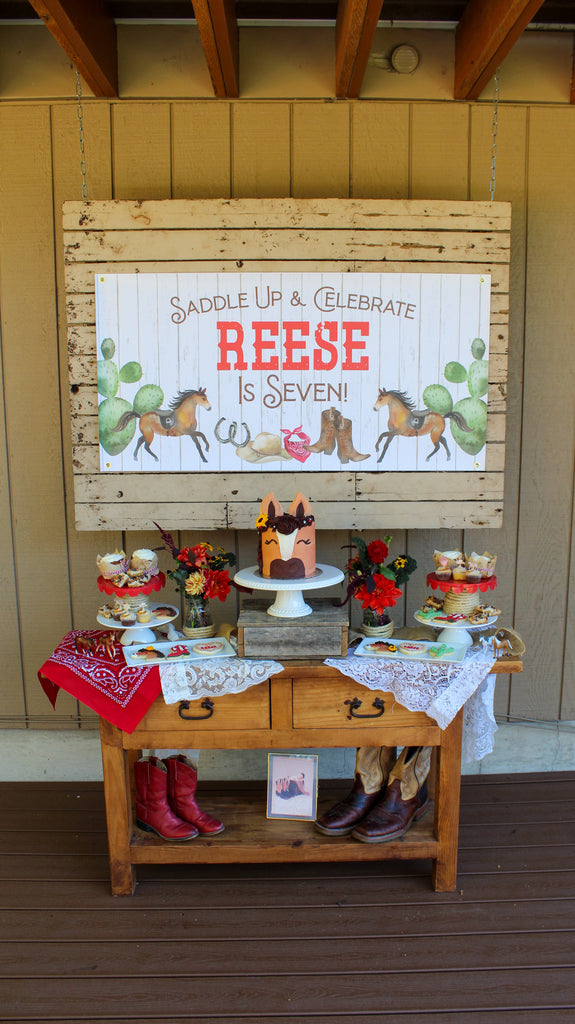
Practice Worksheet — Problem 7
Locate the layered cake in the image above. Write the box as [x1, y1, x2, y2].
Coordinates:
[256, 491, 316, 579]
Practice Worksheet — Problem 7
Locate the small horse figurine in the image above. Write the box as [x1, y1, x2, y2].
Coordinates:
[373, 387, 471, 463]
[490, 630, 513, 659]
[114, 388, 211, 463]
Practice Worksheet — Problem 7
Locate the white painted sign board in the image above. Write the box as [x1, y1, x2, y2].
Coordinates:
[96, 271, 491, 474]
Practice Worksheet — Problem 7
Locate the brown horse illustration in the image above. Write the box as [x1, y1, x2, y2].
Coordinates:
[114, 387, 211, 463]
[373, 387, 471, 463]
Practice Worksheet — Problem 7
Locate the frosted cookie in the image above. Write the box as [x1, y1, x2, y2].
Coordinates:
[398, 641, 426, 656]
[192, 640, 224, 655]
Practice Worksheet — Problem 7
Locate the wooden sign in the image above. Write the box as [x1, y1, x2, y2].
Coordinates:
[95, 271, 491, 474]
[63, 198, 511, 531]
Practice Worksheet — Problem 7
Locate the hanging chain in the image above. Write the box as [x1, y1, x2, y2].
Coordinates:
[489, 67, 500, 203]
[75, 69, 88, 202]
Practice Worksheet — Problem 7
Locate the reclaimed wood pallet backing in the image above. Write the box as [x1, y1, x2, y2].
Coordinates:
[63, 198, 511, 531]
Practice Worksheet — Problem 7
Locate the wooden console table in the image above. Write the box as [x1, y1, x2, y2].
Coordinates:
[99, 658, 522, 896]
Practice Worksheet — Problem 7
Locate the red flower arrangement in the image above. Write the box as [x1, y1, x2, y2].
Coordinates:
[341, 535, 417, 627]
[156, 525, 237, 633]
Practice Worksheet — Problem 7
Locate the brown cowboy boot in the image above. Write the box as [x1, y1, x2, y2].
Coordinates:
[351, 746, 432, 843]
[315, 746, 397, 836]
[334, 412, 369, 463]
[304, 407, 337, 455]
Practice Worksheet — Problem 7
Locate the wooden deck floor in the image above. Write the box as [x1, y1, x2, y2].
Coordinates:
[0, 771, 574, 1023]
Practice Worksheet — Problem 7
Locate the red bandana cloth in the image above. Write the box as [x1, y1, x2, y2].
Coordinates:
[38, 630, 162, 733]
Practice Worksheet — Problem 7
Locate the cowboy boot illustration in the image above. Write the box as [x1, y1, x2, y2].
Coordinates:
[304, 407, 337, 455]
[334, 411, 369, 463]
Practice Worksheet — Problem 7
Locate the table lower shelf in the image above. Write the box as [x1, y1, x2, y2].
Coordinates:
[129, 788, 438, 866]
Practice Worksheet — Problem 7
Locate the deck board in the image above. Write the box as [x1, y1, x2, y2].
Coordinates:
[0, 774, 574, 1022]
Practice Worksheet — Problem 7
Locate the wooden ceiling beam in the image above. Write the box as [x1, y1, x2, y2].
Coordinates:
[335, 0, 383, 98]
[192, 0, 239, 97]
[455, 0, 546, 101]
[28, 0, 118, 97]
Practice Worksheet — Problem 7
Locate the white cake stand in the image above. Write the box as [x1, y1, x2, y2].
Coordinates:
[234, 564, 344, 618]
[97, 604, 179, 646]
[414, 610, 499, 649]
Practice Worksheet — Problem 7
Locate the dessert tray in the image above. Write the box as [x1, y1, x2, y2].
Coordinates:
[97, 602, 179, 629]
[415, 608, 499, 629]
[122, 636, 236, 667]
[354, 636, 467, 664]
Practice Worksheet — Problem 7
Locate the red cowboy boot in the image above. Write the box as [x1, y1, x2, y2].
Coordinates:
[134, 756, 198, 840]
[165, 755, 225, 835]
[351, 746, 431, 844]
[315, 746, 397, 836]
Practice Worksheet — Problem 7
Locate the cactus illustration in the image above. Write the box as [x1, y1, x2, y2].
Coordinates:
[423, 337, 488, 456]
[97, 338, 164, 455]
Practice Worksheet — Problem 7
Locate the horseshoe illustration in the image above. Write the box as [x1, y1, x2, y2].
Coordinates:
[215, 417, 251, 448]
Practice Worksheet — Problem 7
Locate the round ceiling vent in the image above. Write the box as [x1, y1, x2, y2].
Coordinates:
[390, 44, 420, 75]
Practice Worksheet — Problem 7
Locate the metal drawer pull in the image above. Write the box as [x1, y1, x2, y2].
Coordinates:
[178, 698, 215, 720]
[344, 696, 385, 719]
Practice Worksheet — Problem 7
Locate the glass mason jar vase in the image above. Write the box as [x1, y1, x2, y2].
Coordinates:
[182, 594, 216, 639]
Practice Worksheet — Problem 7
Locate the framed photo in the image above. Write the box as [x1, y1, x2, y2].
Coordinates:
[267, 753, 318, 821]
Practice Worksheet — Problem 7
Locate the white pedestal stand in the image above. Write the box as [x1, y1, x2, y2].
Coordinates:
[234, 564, 344, 618]
[414, 612, 499, 650]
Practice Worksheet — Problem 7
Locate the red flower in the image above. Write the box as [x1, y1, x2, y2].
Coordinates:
[354, 574, 402, 614]
[203, 568, 231, 602]
[367, 539, 389, 565]
[191, 544, 210, 566]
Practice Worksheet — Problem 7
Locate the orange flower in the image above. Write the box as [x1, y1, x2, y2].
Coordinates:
[203, 568, 231, 602]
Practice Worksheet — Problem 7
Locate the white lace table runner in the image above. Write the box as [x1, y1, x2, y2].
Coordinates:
[159, 657, 284, 703]
[158, 645, 497, 763]
[324, 648, 497, 762]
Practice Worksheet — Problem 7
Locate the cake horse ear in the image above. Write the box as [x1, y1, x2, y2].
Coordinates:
[260, 492, 284, 519]
[288, 492, 311, 520]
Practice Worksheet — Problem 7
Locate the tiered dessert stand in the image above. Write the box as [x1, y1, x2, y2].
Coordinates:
[234, 563, 344, 618]
[97, 572, 179, 645]
[415, 572, 499, 648]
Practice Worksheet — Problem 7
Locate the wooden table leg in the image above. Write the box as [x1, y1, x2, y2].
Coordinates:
[431, 710, 463, 892]
[99, 718, 137, 896]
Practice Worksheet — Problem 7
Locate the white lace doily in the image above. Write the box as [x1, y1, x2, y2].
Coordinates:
[324, 648, 497, 762]
[159, 657, 284, 703]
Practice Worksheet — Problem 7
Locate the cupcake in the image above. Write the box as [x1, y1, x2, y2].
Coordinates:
[451, 560, 468, 581]
[130, 549, 159, 575]
[97, 550, 129, 579]
[469, 551, 497, 577]
[435, 566, 452, 581]
[136, 604, 152, 623]
[120, 611, 137, 626]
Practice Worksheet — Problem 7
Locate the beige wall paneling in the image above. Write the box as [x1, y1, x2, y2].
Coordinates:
[232, 103, 291, 198]
[111, 103, 171, 200]
[404, 103, 471, 626]
[0, 252, 24, 726]
[410, 103, 470, 202]
[469, 103, 529, 719]
[351, 103, 410, 199]
[292, 103, 351, 198]
[51, 101, 116, 728]
[513, 107, 575, 721]
[0, 105, 73, 724]
[171, 102, 231, 199]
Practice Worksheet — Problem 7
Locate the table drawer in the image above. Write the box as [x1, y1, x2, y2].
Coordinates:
[135, 683, 271, 732]
[292, 678, 435, 729]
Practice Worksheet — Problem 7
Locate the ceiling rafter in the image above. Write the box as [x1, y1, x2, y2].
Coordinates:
[335, 0, 383, 98]
[28, 0, 118, 97]
[192, 0, 240, 98]
[455, 0, 546, 101]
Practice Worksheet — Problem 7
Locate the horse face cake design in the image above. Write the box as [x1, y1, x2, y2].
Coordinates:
[257, 492, 316, 579]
